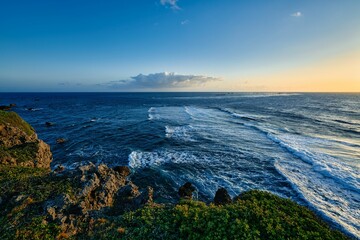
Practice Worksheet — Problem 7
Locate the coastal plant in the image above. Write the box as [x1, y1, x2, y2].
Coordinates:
[85, 190, 348, 240]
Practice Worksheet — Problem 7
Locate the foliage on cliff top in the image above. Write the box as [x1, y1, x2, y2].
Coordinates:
[0, 110, 35, 136]
[85, 190, 348, 240]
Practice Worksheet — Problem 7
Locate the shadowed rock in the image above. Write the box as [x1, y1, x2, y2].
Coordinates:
[113, 166, 131, 177]
[178, 182, 196, 200]
[0, 105, 11, 111]
[45, 122, 54, 127]
[214, 188, 232, 205]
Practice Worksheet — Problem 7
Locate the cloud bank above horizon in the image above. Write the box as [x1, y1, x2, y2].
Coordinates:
[100, 72, 221, 90]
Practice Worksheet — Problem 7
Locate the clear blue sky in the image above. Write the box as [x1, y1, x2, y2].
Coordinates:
[0, 0, 359, 91]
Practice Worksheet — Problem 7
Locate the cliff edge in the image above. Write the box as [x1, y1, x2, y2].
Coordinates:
[0, 110, 52, 169]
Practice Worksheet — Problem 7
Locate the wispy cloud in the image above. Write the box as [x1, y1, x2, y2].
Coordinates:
[101, 72, 221, 89]
[181, 19, 190, 25]
[160, 0, 180, 10]
[291, 12, 302, 17]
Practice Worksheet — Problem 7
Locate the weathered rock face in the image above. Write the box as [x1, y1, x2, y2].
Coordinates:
[45, 163, 153, 235]
[0, 118, 52, 170]
[0, 110, 52, 169]
[0, 123, 37, 148]
[77, 163, 129, 211]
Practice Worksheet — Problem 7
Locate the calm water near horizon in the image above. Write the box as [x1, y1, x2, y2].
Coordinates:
[1, 92, 359, 238]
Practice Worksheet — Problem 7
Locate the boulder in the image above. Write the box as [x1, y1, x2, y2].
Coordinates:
[178, 182, 196, 200]
[56, 138, 66, 144]
[113, 166, 131, 177]
[54, 165, 65, 173]
[214, 188, 232, 205]
[45, 122, 54, 127]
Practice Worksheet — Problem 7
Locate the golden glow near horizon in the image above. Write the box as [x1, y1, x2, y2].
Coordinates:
[225, 51, 360, 92]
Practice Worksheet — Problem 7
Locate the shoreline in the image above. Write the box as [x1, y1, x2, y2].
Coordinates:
[0, 109, 354, 239]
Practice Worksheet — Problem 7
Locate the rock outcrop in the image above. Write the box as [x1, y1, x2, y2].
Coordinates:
[214, 187, 232, 205]
[56, 138, 66, 144]
[0, 110, 52, 169]
[45, 163, 153, 235]
[178, 182, 196, 200]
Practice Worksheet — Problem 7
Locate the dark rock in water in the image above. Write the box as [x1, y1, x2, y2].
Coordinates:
[54, 165, 65, 173]
[214, 188, 232, 205]
[56, 138, 66, 144]
[113, 166, 131, 177]
[9, 103, 16, 107]
[45, 122, 54, 127]
[27, 107, 34, 111]
[0, 105, 11, 111]
[178, 182, 196, 200]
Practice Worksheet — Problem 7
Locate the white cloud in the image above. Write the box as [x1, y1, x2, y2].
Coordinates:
[181, 19, 190, 25]
[291, 12, 302, 17]
[160, 0, 180, 10]
[102, 72, 221, 89]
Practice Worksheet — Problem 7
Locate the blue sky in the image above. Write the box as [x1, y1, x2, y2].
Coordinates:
[0, 0, 359, 91]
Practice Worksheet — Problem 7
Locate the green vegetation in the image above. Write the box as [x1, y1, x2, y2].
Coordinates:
[0, 110, 35, 136]
[85, 190, 347, 240]
[0, 165, 76, 240]
[0, 142, 38, 164]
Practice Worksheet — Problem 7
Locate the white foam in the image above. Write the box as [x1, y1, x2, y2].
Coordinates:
[268, 133, 360, 238]
[148, 106, 189, 121]
[165, 125, 195, 141]
[128, 150, 193, 169]
[147, 107, 158, 120]
[267, 133, 360, 192]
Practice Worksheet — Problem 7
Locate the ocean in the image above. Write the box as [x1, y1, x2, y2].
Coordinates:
[1, 92, 359, 238]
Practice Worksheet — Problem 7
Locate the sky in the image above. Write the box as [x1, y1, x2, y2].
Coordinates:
[0, 0, 359, 92]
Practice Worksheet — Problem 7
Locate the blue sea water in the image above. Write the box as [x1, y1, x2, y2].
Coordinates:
[1, 92, 359, 238]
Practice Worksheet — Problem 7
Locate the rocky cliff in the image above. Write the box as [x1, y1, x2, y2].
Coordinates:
[0, 110, 52, 169]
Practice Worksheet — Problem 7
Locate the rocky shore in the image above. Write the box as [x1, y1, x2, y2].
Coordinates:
[0, 110, 349, 239]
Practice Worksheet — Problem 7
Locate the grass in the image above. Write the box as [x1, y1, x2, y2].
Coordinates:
[0, 165, 77, 240]
[0, 110, 35, 136]
[0, 142, 38, 164]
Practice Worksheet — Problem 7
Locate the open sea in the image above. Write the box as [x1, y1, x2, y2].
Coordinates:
[0, 92, 359, 238]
